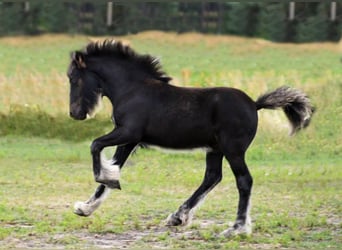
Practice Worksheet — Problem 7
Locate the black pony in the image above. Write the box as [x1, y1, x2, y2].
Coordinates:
[67, 40, 314, 236]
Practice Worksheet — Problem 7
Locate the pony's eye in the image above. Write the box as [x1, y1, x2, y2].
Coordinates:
[69, 77, 80, 86]
[69, 78, 76, 85]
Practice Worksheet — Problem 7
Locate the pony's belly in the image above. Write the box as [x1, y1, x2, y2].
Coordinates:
[141, 131, 215, 149]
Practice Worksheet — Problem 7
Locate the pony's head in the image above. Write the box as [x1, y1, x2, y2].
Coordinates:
[67, 51, 102, 120]
[68, 39, 173, 120]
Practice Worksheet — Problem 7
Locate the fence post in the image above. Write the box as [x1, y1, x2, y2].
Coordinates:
[107, 1, 113, 26]
[331, 2, 336, 21]
[24, 1, 30, 12]
[289, 2, 295, 20]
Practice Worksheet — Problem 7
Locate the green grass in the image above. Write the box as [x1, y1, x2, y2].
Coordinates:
[0, 137, 340, 249]
[0, 32, 341, 248]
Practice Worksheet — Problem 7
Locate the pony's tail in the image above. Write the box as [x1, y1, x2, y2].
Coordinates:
[256, 86, 315, 135]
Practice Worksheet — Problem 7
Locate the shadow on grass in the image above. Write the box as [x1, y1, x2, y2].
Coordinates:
[0, 105, 112, 142]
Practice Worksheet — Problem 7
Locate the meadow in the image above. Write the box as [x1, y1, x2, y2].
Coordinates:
[0, 32, 341, 249]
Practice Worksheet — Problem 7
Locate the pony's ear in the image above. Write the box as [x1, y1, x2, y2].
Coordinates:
[71, 51, 86, 68]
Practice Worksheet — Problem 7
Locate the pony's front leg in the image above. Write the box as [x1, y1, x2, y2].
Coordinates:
[96, 143, 137, 188]
[74, 143, 137, 216]
[91, 128, 138, 189]
[74, 184, 109, 216]
[95, 152, 121, 189]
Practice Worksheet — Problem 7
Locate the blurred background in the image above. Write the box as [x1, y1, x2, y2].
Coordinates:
[0, 1, 341, 144]
[0, 1, 341, 42]
[0, 1, 341, 249]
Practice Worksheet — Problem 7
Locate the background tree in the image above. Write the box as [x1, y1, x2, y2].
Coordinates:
[257, 3, 288, 42]
[223, 3, 259, 37]
[0, 2, 25, 35]
[296, 2, 330, 42]
[0, 2, 340, 42]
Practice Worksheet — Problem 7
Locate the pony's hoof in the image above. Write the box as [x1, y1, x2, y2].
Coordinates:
[73, 201, 92, 217]
[166, 209, 192, 227]
[220, 224, 252, 237]
[166, 213, 182, 226]
[220, 228, 237, 238]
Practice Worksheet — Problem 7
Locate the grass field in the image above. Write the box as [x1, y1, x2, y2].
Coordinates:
[0, 32, 341, 249]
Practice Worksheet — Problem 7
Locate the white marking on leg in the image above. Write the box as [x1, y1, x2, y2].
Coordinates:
[187, 183, 220, 222]
[74, 186, 111, 216]
[166, 206, 193, 227]
[183, 192, 208, 225]
[245, 200, 252, 234]
[98, 153, 120, 182]
[178, 207, 194, 226]
[221, 198, 252, 237]
[192, 191, 208, 212]
[166, 191, 210, 227]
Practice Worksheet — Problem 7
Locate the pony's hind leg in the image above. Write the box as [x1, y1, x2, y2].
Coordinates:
[166, 150, 223, 226]
[221, 154, 253, 237]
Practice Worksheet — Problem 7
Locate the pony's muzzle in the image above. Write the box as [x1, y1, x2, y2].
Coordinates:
[69, 110, 87, 120]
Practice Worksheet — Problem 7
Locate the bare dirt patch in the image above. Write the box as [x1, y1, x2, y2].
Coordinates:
[1, 220, 220, 249]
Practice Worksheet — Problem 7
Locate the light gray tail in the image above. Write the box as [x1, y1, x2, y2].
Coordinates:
[256, 86, 315, 135]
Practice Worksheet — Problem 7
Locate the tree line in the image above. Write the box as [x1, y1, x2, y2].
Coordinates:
[0, 2, 340, 42]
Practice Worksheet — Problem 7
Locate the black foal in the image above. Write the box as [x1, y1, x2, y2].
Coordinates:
[68, 40, 314, 236]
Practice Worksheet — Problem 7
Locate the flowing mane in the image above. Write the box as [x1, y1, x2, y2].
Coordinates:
[82, 39, 171, 83]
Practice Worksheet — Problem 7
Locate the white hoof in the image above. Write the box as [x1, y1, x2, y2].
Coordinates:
[74, 185, 111, 216]
[74, 201, 93, 217]
[165, 209, 193, 227]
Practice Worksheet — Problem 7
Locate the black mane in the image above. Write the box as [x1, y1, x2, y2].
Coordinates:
[82, 39, 172, 83]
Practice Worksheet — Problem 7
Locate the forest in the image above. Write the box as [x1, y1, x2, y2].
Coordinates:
[0, 1, 340, 42]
